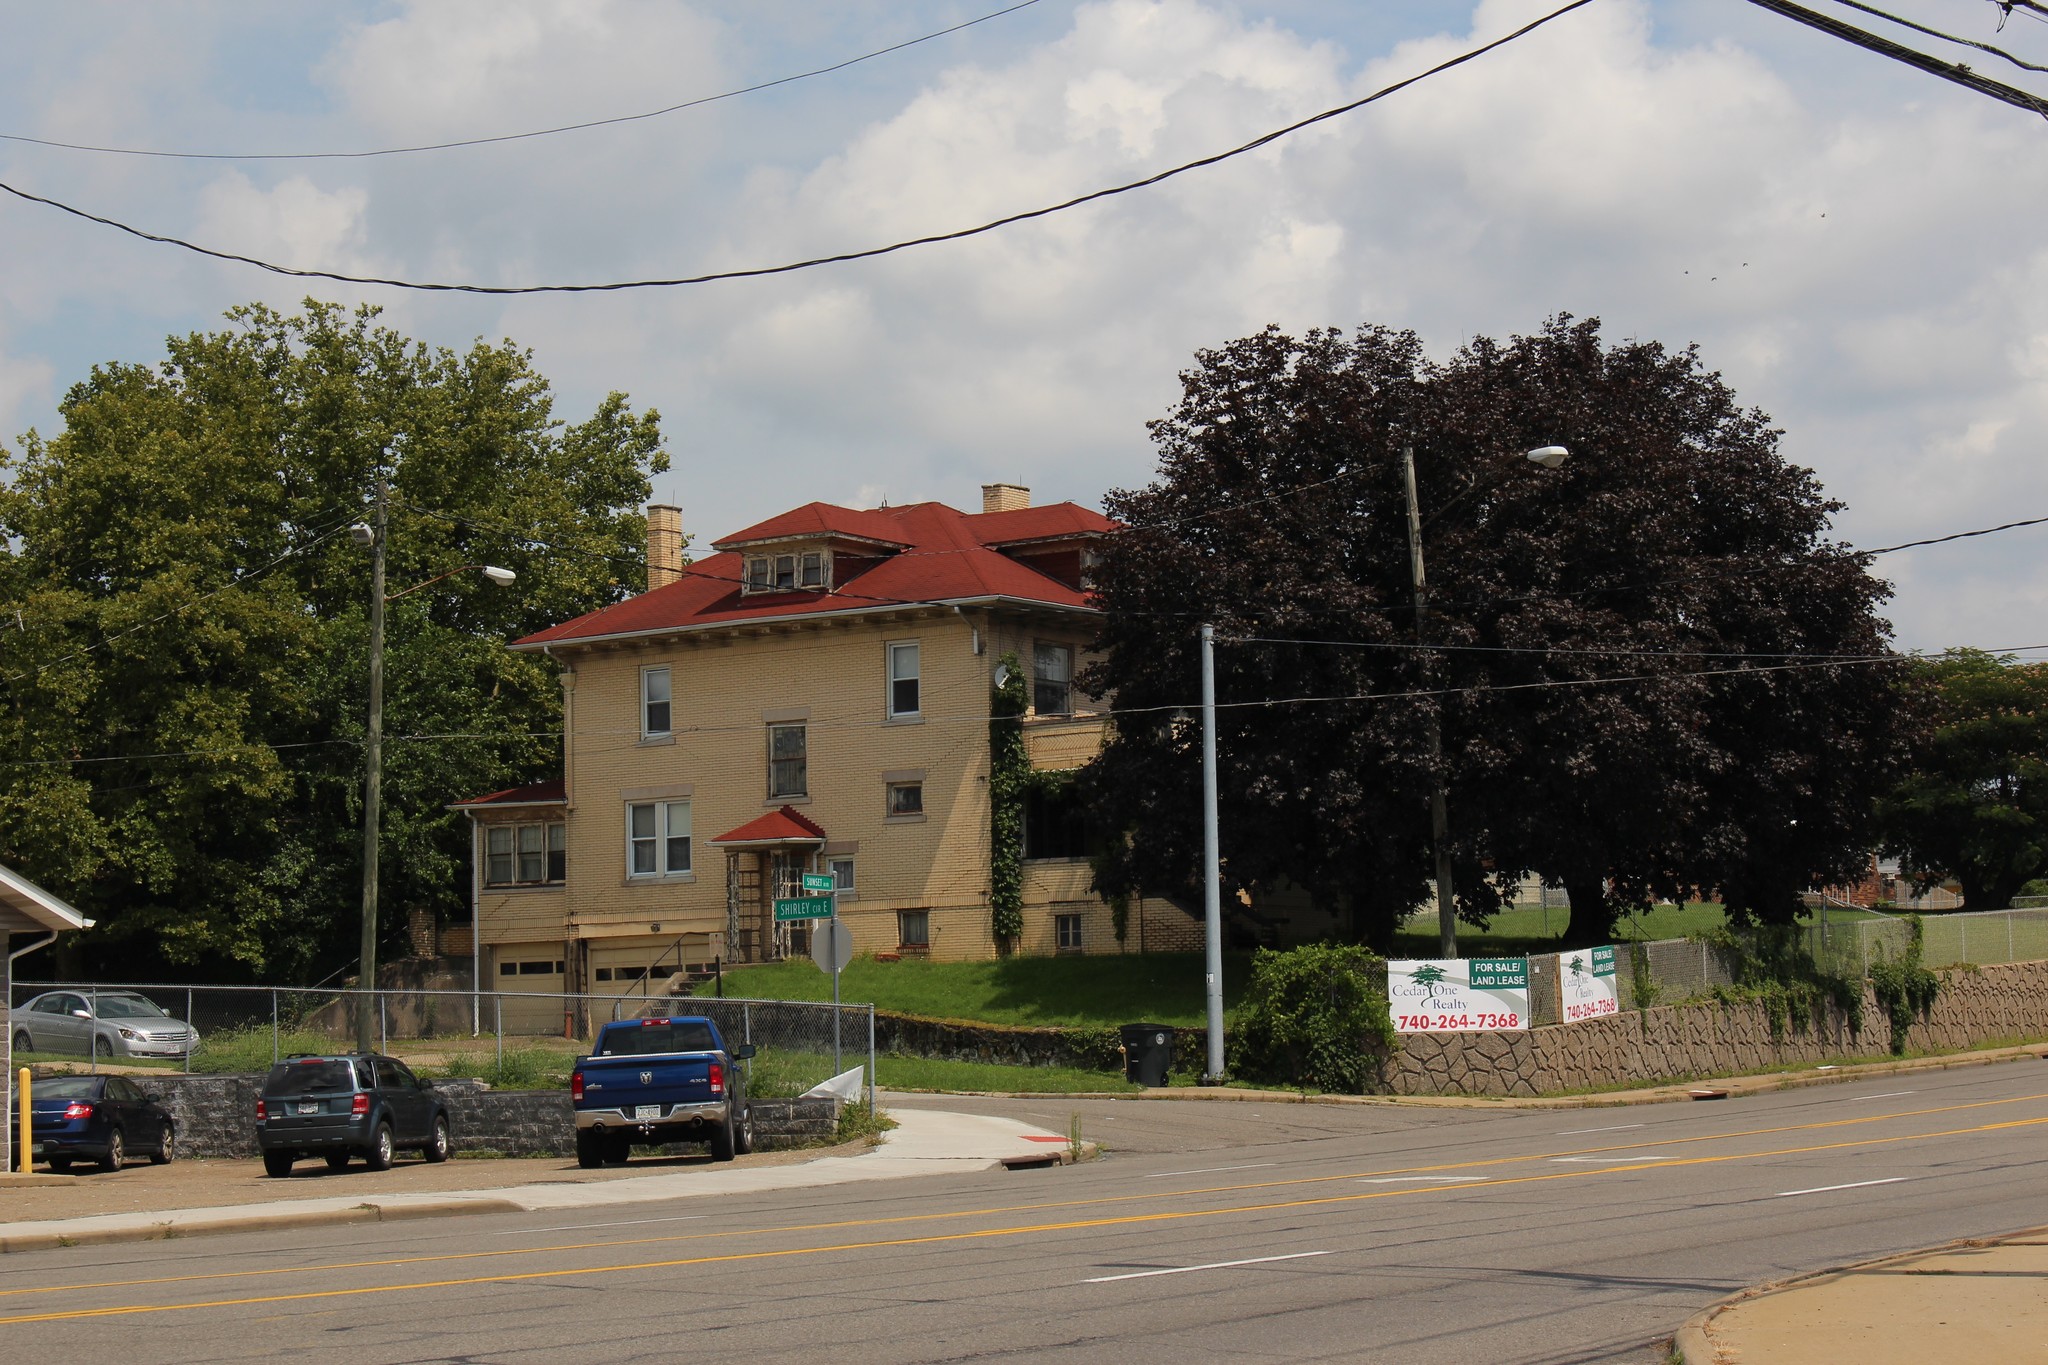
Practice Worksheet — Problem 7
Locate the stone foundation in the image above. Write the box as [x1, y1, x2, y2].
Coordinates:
[15, 1073, 842, 1159]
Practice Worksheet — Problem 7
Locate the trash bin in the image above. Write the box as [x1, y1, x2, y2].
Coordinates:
[1119, 1023, 1174, 1087]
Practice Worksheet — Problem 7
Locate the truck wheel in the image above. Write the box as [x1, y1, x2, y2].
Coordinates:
[733, 1103, 753, 1156]
[576, 1130, 604, 1170]
[602, 1134, 631, 1165]
[710, 1110, 736, 1162]
[263, 1150, 295, 1179]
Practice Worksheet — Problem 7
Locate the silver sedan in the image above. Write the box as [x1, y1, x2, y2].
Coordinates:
[9, 990, 202, 1059]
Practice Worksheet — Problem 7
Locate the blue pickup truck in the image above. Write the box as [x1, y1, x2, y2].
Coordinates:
[570, 1016, 755, 1167]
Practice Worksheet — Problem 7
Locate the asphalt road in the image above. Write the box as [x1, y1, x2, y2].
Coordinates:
[3, 1063, 2045, 1363]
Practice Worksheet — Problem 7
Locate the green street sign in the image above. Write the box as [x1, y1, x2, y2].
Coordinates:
[800, 873, 836, 894]
[774, 895, 835, 922]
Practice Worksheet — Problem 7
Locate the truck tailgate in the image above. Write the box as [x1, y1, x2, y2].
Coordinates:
[578, 1054, 719, 1109]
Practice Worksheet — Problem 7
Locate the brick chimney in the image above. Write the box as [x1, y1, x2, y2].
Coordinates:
[981, 483, 1030, 514]
[646, 503, 683, 592]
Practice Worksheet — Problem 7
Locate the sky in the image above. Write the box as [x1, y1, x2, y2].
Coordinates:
[1, 0, 2044, 654]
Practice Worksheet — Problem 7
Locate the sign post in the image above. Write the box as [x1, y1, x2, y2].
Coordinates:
[802, 872, 846, 1071]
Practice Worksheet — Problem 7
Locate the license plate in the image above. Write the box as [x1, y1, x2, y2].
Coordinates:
[634, 1105, 659, 1120]
[297, 1102, 319, 1115]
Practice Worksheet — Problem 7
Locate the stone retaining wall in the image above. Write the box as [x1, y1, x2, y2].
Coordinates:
[1385, 959, 2048, 1096]
[13, 1073, 841, 1159]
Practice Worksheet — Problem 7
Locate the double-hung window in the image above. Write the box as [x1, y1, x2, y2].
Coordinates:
[641, 666, 672, 738]
[768, 724, 807, 799]
[484, 822, 566, 886]
[887, 641, 920, 718]
[1033, 643, 1073, 716]
[627, 800, 691, 876]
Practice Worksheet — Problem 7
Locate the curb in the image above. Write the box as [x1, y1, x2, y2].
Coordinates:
[890, 1042, 2048, 1108]
[0, 1196, 526, 1255]
[1672, 1224, 2048, 1364]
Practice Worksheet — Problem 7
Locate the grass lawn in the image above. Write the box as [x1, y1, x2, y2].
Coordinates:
[693, 952, 1252, 1029]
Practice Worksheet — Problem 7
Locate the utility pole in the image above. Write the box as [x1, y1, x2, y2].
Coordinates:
[1402, 446, 1459, 960]
[357, 477, 387, 1054]
[1201, 622, 1224, 1082]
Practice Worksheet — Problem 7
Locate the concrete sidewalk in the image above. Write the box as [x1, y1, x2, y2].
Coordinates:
[0, 1108, 1081, 1254]
[1676, 1227, 2048, 1364]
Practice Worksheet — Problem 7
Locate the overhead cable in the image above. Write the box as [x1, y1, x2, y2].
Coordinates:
[0, 1, 1043, 161]
[0, 0, 1597, 295]
[1745, 0, 2048, 116]
[1825, 0, 2048, 71]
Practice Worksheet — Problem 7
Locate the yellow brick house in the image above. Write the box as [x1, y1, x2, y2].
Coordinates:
[456, 485, 1199, 1026]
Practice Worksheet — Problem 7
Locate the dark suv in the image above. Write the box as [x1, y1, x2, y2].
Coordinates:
[255, 1053, 452, 1177]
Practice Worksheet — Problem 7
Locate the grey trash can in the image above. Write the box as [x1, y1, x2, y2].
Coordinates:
[1119, 1023, 1173, 1087]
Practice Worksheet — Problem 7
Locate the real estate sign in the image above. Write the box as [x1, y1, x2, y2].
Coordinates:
[1387, 957, 1529, 1032]
[1561, 944, 1620, 1022]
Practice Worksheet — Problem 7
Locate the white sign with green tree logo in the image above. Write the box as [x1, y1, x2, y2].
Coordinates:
[1561, 944, 1620, 1022]
[1386, 957, 1529, 1032]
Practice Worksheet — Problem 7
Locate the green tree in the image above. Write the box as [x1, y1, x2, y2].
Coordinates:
[1080, 317, 1899, 949]
[1877, 650, 2048, 909]
[0, 300, 667, 981]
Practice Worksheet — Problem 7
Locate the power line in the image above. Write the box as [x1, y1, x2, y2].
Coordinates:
[0, 2, 1045, 162]
[0, 0, 1597, 296]
[1745, 0, 2048, 116]
[1825, 0, 2048, 71]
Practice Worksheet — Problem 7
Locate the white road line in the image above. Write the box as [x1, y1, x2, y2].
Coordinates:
[1549, 1155, 1665, 1163]
[1556, 1124, 1644, 1135]
[1844, 1091, 1916, 1101]
[526, 1215, 713, 1232]
[1142, 1163, 1277, 1179]
[1084, 1251, 1334, 1283]
[1357, 1175, 1488, 1184]
[1774, 1177, 1910, 1198]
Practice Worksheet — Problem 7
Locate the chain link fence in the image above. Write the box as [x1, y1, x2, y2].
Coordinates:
[1803, 906, 2048, 977]
[1524, 939, 1740, 1026]
[7, 981, 874, 1108]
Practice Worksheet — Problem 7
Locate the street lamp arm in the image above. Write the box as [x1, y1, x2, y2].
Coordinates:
[384, 564, 517, 602]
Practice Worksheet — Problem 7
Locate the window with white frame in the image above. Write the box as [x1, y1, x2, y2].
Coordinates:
[898, 909, 930, 948]
[746, 557, 771, 591]
[1033, 642, 1073, 716]
[641, 666, 672, 738]
[774, 554, 796, 589]
[800, 552, 826, 589]
[887, 641, 920, 718]
[887, 781, 924, 817]
[768, 724, 807, 799]
[627, 800, 692, 876]
[1055, 913, 1084, 951]
[829, 856, 856, 898]
[484, 822, 566, 886]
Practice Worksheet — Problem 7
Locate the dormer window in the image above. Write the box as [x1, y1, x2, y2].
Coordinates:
[743, 548, 832, 595]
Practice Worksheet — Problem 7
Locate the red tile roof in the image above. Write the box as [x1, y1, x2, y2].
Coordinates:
[711, 806, 829, 845]
[452, 778, 566, 808]
[516, 498, 1112, 649]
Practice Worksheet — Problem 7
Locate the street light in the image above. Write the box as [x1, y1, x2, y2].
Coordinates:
[1402, 444, 1569, 959]
[354, 476, 516, 1053]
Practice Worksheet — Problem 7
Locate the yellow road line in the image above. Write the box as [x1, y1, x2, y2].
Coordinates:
[3, 1089, 2041, 1304]
[3, 1113, 2043, 1328]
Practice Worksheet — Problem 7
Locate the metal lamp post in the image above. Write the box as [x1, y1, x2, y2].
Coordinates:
[1401, 444, 1569, 960]
[352, 477, 516, 1054]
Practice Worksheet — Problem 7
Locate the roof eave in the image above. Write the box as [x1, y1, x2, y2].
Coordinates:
[512, 595, 1098, 653]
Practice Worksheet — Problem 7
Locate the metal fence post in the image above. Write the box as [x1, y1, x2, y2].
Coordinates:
[2010, 912, 2016, 963]
[378, 992, 387, 1054]
[185, 987, 193, 1074]
[868, 1005, 877, 1116]
[743, 1003, 752, 1047]
[272, 990, 279, 1066]
[495, 994, 503, 1072]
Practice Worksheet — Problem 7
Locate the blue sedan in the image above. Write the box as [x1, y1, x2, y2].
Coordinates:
[29, 1074, 176, 1172]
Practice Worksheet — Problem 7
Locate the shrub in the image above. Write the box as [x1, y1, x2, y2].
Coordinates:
[1227, 943, 1394, 1093]
[1869, 915, 1940, 1056]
